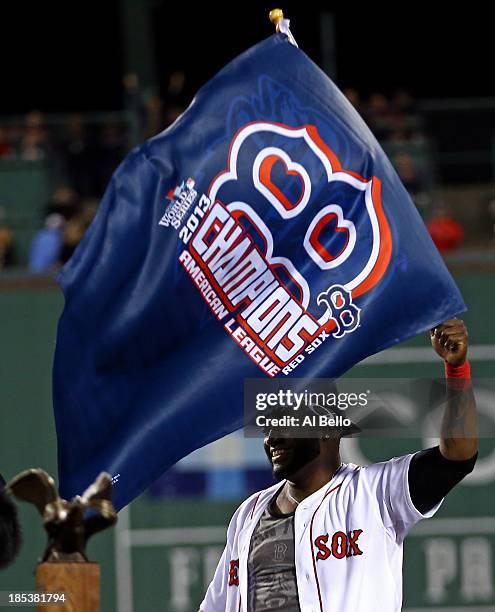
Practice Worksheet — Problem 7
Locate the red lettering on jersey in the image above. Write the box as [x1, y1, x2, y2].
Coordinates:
[228, 559, 239, 586]
[314, 534, 331, 561]
[347, 529, 364, 557]
[314, 529, 364, 562]
[331, 531, 347, 559]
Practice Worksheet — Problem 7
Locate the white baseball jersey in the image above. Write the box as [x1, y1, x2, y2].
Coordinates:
[200, 453, 442, 612]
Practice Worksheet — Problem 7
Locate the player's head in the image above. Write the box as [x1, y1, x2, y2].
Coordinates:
[262, 404, 359, 482]
[263, 433, 340, 481]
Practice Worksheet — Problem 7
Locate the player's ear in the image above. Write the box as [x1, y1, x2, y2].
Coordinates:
[321, 432, 341, 441]
[320, 435, 341, 453]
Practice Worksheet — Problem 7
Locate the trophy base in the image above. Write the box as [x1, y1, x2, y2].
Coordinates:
[36, 562, 100, 611]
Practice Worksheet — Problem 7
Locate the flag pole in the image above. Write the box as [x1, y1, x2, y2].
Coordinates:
[268, 8, 298, 47]
[269, 8, 284, 31]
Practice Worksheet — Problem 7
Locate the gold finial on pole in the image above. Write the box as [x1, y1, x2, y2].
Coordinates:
[269, 8, 284, 32]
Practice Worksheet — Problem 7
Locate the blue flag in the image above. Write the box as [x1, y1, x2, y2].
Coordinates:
[53, 33, 465, 510]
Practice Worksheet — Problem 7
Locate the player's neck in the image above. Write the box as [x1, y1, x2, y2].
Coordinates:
[287, 454, 342, 500]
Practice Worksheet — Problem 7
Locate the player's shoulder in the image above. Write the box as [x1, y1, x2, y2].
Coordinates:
[228, 482, 281, 531]
[346, 453, 417, 484]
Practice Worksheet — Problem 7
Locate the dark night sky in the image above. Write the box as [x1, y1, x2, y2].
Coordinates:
[1, 1, 493, 115]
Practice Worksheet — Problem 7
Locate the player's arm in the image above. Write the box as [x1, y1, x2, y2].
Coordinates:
[0, 474, 22, 569]
[198, 545, 230, 612]
[433, 319, 477, 459]
[199, 496, 248, 612]
[408, 319, 478, 514]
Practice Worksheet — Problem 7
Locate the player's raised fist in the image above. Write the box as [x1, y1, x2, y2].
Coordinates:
[430, 318, 468, 366]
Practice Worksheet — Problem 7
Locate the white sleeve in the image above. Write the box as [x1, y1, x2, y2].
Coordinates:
[363, 453, 443, 543]
[199, 498, 248, 612]
[199, 544, 231, 612]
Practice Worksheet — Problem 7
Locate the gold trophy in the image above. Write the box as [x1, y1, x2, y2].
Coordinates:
[7, 470, 117, 612]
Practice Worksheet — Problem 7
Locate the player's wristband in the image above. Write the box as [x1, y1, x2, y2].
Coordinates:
[445, 359, 471, 379]
[445, 360, 471, 390]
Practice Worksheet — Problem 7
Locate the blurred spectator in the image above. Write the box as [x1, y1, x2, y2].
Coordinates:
[78, 199, 98, 234]
[163, 70, 187, 128]
[96, 123, 127, 194]
[4, 86, 474, 269]
[19, 111, 50, 161]
[61, 218, 85, 264]
[343, 88, 363, 114]
[59, 114, 96, 197]
[391, 90, 424, 134]
[0, 228, 15, 269]
[393, 151, 430, 215]
[60, 199, 98, 264]
[387, 116, 411, 145]
[391, 89, 416, 115]
[123, 71, 146, 140]
[0, 227, 14, 268]
[144, 94, 165, 138]
[0, 128, 14, 158]
[0, 208, 15, 269]
[167, 70, 186, 105]
[123, 72, 166, 139]
[365, 93, 395, 139]
[394, 153, 422, 193]
[363, 90, 427, 149]
[28, 213, 65, 273]
[45, 186, 80, 220]
[427, 205, 465, 252]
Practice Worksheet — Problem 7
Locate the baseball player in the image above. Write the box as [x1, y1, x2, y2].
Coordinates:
[200, 319, 477, 611]
[0, 474, 21, 569]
